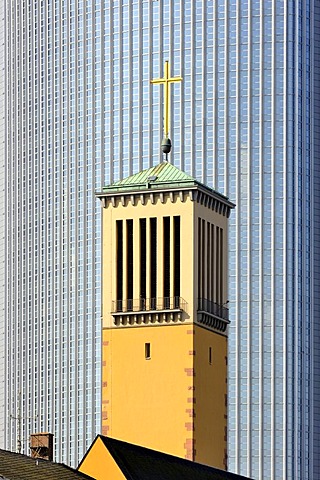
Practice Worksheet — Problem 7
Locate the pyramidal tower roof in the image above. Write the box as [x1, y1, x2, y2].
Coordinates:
[103, 162, 195, 192]
[100, 162, 232, 204]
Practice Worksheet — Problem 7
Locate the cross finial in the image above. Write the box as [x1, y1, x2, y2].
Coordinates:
[151, 61, 182, 158]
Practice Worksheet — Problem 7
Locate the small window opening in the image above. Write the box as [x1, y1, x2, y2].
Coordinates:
[145, 343, 151, 359]
[209, 347, 212, 365]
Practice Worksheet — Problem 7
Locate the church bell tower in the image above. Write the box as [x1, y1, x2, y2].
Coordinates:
[96, 162, 234, 470]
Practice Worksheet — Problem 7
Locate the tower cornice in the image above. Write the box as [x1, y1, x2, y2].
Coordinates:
[96, 183, 234, 218]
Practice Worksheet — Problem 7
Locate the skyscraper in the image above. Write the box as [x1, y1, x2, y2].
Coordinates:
[2, 1, 318, 479]
[0, 0, 6, 453]
[2, 0, 102, 466]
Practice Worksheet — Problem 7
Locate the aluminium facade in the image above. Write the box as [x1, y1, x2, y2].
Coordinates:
[3, 0, 102, 466]
[0, 0, 6, 452]
[2, 1, 319, 479]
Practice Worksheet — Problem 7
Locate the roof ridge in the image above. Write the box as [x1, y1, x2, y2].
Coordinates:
[96, 436, 250, 479]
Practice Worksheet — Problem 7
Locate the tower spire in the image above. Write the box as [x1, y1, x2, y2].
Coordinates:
[151, 61, 182, 160]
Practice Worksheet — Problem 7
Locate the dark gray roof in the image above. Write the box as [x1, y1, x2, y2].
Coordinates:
[0, 448, 94, 480]
[80, 435, 251, 480]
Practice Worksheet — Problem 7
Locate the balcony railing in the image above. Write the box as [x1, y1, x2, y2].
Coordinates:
[197, 298, 229, 321]
[112, 296, 186, 314]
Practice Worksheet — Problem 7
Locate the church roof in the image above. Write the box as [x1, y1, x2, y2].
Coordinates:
[0, 448, 94, 480]
[100, 162, 233, 206]
[79, 435, 251, 480]
[102, 162, 196, 192]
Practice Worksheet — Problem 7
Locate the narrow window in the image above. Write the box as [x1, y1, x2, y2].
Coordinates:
[145, 342, 151, 359]
[140, 219, 146, 310]
[211, 223, 215, 303]
[198, 218, 201, 302]
[216, 227, 223, 305]
[150, 218, 157, 309]
[209, 347, 212, 365]
[126, 220, 133, 311]
[202, 219, 205, 301]
[116, 220, 123, 311]
[216, 226, 220, 304]
[220, 228, 223, 304]
[173, 216, 180, 307]
[163, 217, 170, 307]
[207, 222, 211, 301]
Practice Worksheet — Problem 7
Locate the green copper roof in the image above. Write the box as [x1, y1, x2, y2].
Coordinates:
[102, 162, 196, 193]
[98, 161, 234, 208]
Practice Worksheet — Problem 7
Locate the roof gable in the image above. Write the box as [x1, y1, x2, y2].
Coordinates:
[79, 435, 251, 480]
[78, 436, 124, 480]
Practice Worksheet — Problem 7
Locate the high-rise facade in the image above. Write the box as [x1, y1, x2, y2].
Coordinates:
[2, 1, 318, 479]
[0, 0, 7, 453]
[2, 0, 103, 466]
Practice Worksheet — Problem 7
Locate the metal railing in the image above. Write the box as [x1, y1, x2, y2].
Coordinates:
[197, 298, 229, 321]
[112, 296, 186, 313]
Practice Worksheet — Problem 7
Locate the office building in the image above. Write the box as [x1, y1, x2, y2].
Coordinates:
[0, 0, 6, 454]
[2, 0, 102, 466]
[2, 1, 318, 478]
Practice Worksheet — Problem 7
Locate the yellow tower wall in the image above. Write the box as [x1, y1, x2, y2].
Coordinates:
[193, 324, 227, 469]
[102, 324, 195, 460]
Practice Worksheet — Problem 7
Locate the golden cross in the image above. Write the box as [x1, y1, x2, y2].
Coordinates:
[151, 61, 183, 139]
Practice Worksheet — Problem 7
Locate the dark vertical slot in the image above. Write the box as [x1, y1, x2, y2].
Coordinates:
[163, 217, 171, 308]
[202, 219, 205, 303]
[174, 216, 180, 307]
[220, 228, 223, 304]
[150, 218, 157, 309]
[116, 220, 123, 311]
[216, 225, 220, 304]
[207, 221, 211, 301]
[209, 346, 212, 365]
[140, 219, 146, 310]
[211, 223, 215, 303]
[198, 218, 202, 309]
[126, 219, 133, 310]
[145, 342, 151, 359]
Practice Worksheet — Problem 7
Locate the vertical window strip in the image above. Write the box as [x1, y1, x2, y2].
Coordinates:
[207, 221, 211, 301]
[220, 227, 223, 304]
[150, 218, 157, 309]
[126, 219, 133, 310]
[140, 219, 147, 310]
[116, 220, 123, 310]
[163, 217, 170, 306]
[173, 216, 180, 306]
[198, 217, 202, 300]
[202, 219, 206, 300]
[211, 223, 215, 303]
[216, 225, 220, 304]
